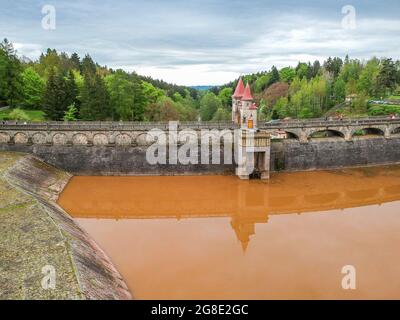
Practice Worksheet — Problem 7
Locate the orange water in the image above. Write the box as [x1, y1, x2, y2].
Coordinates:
[58, 166, 400, 299]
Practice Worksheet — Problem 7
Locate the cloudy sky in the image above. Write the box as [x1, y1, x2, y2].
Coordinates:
[1, 0, 400, 85]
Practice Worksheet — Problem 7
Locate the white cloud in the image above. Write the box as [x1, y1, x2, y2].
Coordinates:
[2, 1, 400, 85]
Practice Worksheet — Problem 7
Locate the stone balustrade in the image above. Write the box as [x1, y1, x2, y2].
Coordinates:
[1, 117, 400, 146]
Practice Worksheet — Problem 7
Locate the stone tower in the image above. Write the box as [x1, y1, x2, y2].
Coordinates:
[232, 78, 271, 180]
[232, 78, 258, 129]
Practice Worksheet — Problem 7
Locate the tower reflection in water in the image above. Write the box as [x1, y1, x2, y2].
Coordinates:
[58, 165, 400, 252]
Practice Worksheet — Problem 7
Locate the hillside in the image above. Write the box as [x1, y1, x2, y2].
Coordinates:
[1, 37, 399, 122]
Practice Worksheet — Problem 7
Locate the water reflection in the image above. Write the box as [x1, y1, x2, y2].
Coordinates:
[59, 166, 400, 252]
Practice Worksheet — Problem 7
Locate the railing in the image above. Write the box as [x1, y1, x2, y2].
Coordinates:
[0, 120, 238, 131]
[260, 116, 400, 129]
[1, 117, 400, 131]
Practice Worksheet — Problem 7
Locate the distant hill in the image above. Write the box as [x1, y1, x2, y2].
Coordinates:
[190, 85, 215, 91]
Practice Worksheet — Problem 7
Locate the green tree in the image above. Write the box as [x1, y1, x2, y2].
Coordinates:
[357, 58, 380, 96]
[63, 103, 78, 121]
[212, 107, 231, 121]
[324, 57, 343, 78]
[20, 67, 45, 109]
[279, 67, 296, 83]
[295, 62, 309, 80]
[377, 58, 397, 97]
[142, 81, 164, 106]
[81, 54, 97, 77]
[254, 75, 270, 92]
[310, 60, 321, 78]
[217, 88, 233, 108]
[271, 97, 289, 119]
[199, 92, 221, 121]
[105, 71, 145, 121]
[268, 66, 280, 87]
[43, 69, 75, 120]
[333, 78, 346, 103]
[70, 53, 80, 70]
[0, 38, 22, 107]
[80, 73, 111, 120]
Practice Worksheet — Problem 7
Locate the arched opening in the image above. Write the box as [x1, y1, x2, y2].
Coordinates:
[391, 127, 400, 135]
[285, 131, 299, 140]
[309, 130, 344, 139]
[353, 128, 384, 137]
[270, 130, 299, 140]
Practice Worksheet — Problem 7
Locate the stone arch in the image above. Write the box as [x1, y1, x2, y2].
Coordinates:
[284, 130, 300, 140]
[309, 129, 345, 139]
[53, 133, 68, 145]
[14, 132, 29, 144]
[136, 132, 150, 146]
[72, 133, 89, 145]
[115, 133, 132, 146]
[0, 132, 11, 144]
[352, 127, 385, 137]
[391, 127, 400, 135]
[93, 133, 108, 146]
[32, 132, 47, 145]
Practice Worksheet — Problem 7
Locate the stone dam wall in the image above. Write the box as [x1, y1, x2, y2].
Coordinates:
[1, 136, 400, 175]
[270, 137, 400, 172]
[1, 121, 400, 174]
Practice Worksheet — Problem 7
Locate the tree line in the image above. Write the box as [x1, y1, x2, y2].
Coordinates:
[212, 55, 400, 120]
[0, 39, 201, 121]
[1, 37, 400, 122]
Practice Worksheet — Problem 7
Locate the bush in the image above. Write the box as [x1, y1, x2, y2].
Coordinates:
[8, 108, 30, 121]
[368, 105, 400, 116]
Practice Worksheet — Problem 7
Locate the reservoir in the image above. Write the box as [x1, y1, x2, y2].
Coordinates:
[58, 166, 400, 299]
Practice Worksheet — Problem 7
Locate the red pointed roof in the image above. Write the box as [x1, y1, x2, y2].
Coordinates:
[249, 103, 257, 110]
[233, 78, 245, 98]
[241, 83, 253, 101]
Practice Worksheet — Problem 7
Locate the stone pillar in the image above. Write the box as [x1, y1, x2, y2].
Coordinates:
[235, 130, 271, 180]
[384, 125, 391, 139]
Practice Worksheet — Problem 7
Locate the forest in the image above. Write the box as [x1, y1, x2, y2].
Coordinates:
[1, 38, 400, 122]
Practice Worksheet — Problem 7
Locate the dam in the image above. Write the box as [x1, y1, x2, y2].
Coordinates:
[1, 117, 400, 176]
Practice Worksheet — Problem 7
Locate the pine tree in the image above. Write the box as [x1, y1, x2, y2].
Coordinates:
[43, 69, 76, 120]
[377, 58, 397, 97]
[80, 73, 110, 120]
[268, 66, 280, 87]
[66, 70, 78, 110]
[81, 54, 96, 77]
[0, 38, 23, 107]
[70, 53, 80, 70]
[42, 68, 58, 119]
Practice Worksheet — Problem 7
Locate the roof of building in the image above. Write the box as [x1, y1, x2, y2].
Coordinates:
[233, 78, 245, 98]
[249, 103, 257, 110]
[241, 83, 253, 101]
